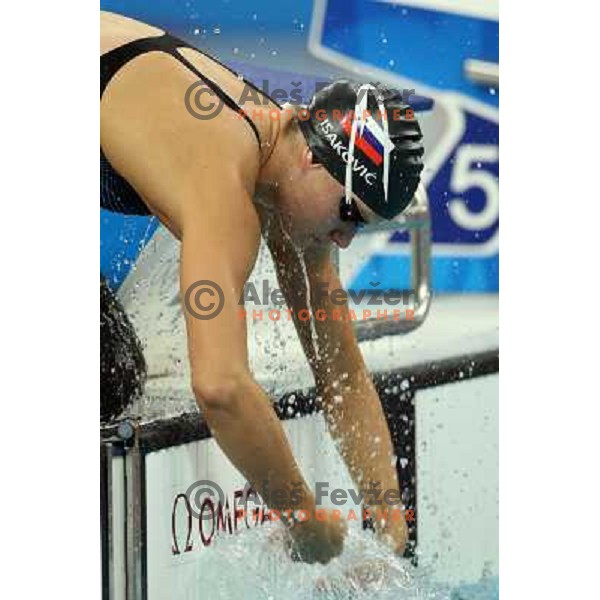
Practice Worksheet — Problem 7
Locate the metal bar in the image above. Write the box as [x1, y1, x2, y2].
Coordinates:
[124, 423, 144, 600]
[353, 183, 432, 342]
[359, 206, 429, 233]
[464, 58, 499, 88]
[411, 185, 432, 326]
[101, 442, 114, 600]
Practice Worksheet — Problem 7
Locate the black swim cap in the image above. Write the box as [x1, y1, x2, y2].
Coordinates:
[298, 80, 424, 220]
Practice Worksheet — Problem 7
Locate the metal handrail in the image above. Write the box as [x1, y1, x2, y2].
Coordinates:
[100, 420, 145, 600]
[335, 183, 432, 342]
[101, 442, 114, 600]
[464, 58, 499, 88]
[124, 426, 144, 600]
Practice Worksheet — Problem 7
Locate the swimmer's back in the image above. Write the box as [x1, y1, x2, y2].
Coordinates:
[100, 11, 276, 236]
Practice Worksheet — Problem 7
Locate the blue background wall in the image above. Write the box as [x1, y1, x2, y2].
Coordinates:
[101, 0, 315, 36]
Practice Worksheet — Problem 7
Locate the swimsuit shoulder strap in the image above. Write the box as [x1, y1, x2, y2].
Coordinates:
[101, 32, 282, 151]
[100, 33, 172, 98]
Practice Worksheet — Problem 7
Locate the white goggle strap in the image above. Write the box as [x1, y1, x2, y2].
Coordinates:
[344, 84, 389, 206]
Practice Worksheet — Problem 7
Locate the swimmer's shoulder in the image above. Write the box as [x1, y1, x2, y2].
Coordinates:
[100, 11, 164, 55]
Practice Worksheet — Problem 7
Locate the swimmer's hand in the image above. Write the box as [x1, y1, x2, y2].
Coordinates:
[316, 558, 391, 594]
[288, 510, 347, 565]
[374, 516, 409, 557]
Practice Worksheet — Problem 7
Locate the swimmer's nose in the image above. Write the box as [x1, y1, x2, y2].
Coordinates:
[329, 228, 356, 249]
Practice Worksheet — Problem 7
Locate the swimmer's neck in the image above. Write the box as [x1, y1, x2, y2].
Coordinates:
[255, 104, 299, 207]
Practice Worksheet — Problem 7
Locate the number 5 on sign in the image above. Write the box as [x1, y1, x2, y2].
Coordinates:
[448, 144, 499, 231]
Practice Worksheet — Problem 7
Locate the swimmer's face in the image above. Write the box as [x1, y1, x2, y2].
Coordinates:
[277, 147, 372, 249]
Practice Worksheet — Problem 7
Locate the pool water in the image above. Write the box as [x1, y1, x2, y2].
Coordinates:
[179, 523, 497, 600]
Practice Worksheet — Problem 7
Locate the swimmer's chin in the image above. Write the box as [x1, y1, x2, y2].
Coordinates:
[292, 233, 326, 249]
[290, 231, 331, 250]
[308, 232, 334, 246]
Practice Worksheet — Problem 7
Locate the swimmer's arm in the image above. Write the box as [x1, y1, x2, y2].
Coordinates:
[178, 180, 317, 517]
[264, 228, 369, 394]
[267, 233, 408, 553]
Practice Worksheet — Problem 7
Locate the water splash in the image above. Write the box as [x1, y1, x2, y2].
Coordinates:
[278, 226, 322, 365]
[187, 524, 454, 600]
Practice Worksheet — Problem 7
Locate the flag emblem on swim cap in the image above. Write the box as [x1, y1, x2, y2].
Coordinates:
[345, 84, 395, 205]
[341, 113, 392, 168]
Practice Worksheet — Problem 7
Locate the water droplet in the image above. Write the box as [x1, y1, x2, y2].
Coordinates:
[388, 59, 395, 67]
[489, 87, 497, 95]
[213, 27, 221, 35]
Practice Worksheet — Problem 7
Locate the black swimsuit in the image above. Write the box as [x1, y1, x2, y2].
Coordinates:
[100, 31, 280, 215]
